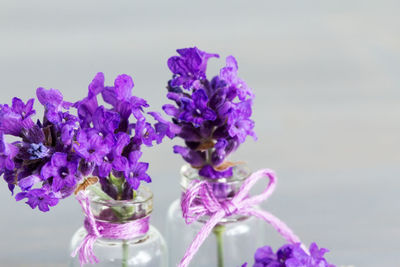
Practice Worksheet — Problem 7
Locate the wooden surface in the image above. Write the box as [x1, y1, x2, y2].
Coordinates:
[0, 1, 399, 266]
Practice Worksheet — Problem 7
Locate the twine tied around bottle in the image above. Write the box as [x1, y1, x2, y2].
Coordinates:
[179, 169, 305, 267]
[71, 191, 150, 266]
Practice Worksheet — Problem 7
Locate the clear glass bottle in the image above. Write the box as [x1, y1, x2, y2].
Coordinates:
[166, 164, 283, 267]
[70, 186, 168, 267]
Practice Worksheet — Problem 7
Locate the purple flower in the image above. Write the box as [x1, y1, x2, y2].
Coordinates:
[101, 74, 148, 121]
[15, 188, 59, 212]
[72, 72, 166, 199]
[97, 132, 130, 178]
[211, 138, 228, 166]
[162, 47, 256, 179]
[36, 87, 72, 123]
[73, 73, 105, 127]
[73, 130, 112, 165]
[179, 89, 217, 126]
[0, 133, 18, 172]
[247, 243, 335, 267]
[0, 98, 35, 136]
[285, 243, 335, 267]
[254, 246, 279, 266]
[168, 47, 219, 89]
[41, 152, 79, 192]
[124, 151, 151, 190]
[133, 119, 157, 147]
[227, 100, 256, 143]
[92, 106, 120, 135]
[220, 56, 254, 101]
[1, 71, 166, 210]
[11, 97, 36, 120]
[148, 111, 180, 143]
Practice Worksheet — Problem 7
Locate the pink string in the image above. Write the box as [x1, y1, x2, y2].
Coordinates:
[179, 169, 304, 267]
[71, 192, 150, 266]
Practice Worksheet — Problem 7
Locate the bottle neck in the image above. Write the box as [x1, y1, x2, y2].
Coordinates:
[180, 164, 250, 198]
[87, 184, 153, 223]
[180, 164, 252, 223]
[85, 215, 151, 241]
[81, 184, 153, 239]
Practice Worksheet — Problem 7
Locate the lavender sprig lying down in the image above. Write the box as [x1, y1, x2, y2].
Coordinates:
[242, 242, 335, 267]
[0, 73, 168, 211]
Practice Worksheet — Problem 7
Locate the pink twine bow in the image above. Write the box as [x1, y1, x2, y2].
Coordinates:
[71, 192, 150, 266]
[179, 169, 304, 267]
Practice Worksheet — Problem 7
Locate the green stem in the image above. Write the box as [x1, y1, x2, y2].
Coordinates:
[213, 224, 226, 267]
[122, 240, 128, 267]
[89, 185, 113, 200]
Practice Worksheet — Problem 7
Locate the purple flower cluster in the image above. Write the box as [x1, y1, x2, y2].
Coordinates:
[0, 73, 165, 212]
[242, 243, 335, 267]
[74, 73, 167, 199]
[162, 47, 256, 179]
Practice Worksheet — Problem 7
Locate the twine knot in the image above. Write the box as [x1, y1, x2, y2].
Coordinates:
[220, 200, 238, 216]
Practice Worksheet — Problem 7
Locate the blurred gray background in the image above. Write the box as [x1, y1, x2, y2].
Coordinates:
[0, 1, 399, 266]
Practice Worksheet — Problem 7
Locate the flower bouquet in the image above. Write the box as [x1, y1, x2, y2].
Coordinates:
[0, 73, 168, 266]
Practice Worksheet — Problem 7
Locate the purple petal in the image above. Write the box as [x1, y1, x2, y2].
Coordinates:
[140, 173, 151, 183]
[192, 89, 208, 109]
[128, 151, 142, 165]
[36, 87, 64, 110]
[15, 192, 28, 201]
[101, 86, 118, 106]
[18, 175, 40, 190]
[52, 176, 64, 192]
[41, 162, 55, 179]
[127, 177, 140, 190]
[51, 152, 67, 167]
[114, 74, 134, 100]
[98, 162, 112, 178]
[112, 156, 128, 171]
[136, 162, 149, 174]
[162, 104, 180, 117]
[38, 201, 50, 212]
[11, 98, 26, 114]
[88, 72, 105, 97]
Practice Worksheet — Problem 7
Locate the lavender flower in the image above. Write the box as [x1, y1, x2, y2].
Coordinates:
[124, 151, 151, 190]
[243, 242, 335, 267]
[73, 129, 112, 165]
[1, 72, 166, 211]
[0, 98, 35, 136]
[0, 88, 81, 211]
[74, 73, 162, 198]
[41, 152, 79, 192]
[15, 188, 59, 212]
[162, 47, 256, 178]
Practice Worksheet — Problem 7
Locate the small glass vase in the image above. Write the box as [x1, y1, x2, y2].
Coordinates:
[70, 185, 168, 267]
[166, 164, 275, 267]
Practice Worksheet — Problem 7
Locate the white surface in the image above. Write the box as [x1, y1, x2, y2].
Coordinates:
[0, 1, 399, 266]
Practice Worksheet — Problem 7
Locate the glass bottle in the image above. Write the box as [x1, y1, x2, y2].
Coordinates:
[166, 164, 283, 267]
[70, 185, 167, 267]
